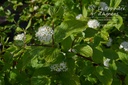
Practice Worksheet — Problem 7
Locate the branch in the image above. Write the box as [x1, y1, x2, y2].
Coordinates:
[76, 53, 93, 62]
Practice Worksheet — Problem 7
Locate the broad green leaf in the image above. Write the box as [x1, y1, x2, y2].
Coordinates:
[33, 67, 51, 76]
[61, 36, 72, 51]
[110, 0, 122, 8]
[13, 2, 23, 10]
[66, 57, 75, 73]
[81, 64, 95, 76]
[16, 46, 44, 69]
[95, 66, 113, 85]
[86, 75, 97, 84]
[112, 78, 122, 85]
[9, 70, 17, 84]
[6, 45, 19, 53]
[92, 47, 103, 63]
[103, 49, 118, 59]
[103, 15, 123, 31]
[84, 28, 98, 38]
[117, 51, 128, 65]
[112, 15, 123, 30]
[60, 72, 78, 85]
[116, 62, 128, 74]
[16, 27, 23, 32]
[82, 5, 87, 18]
[74, 44, 93, 57]
[31, 76, 51, 85]
[100, 30, 109, 40]
[42, 48, 61, 63]
[54, 20, 86, 42]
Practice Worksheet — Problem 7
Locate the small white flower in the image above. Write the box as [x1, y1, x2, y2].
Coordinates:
[50, 62, 68, 72]
[103, 58, 110, 67]
[35, 26, 53, 42]
[99, 2, 108, 11]
[87, 19, 100, 29]
[76, 14, 82, 20]
[119, 41, 128, 51]
[14, 33, 25, 41]
[61, 52, 66, 56]
[106, 37, 112, 47]
[34, 6, 38, 10]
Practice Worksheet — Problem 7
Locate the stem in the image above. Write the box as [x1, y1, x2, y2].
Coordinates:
[28, 44, 53, 47]
[76, 53, 93, 62]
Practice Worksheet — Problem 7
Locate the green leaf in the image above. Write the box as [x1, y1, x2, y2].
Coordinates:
[61, 36, 72, 51]
[92, 47, 103, 63]
[60, 72, 79, 85]
[9, 70, 17, 84]
[95, 66, 113, 85]
[81, 64, 95, 76]
[117, 51, 128, 65]
[42, 48, 61, 63]
[112, 15, 123, 30]
[110, 0, 122, 8]
[25, 18, 32, 30]
[100, 30, 109, 40]
[25, 34, 32, 43]
[31, 76, 51, 85]
[16, 27, 23, 32]
[16, 46, 44, 69]
[74, 44, 93, 57]
[84, 28, 98, 38]
[54, 20, 86, 42]
[103, 49, 118, 59]
[112, 78, 122, 85]
[13, 2, 23, 10]
[103, 15, 123, 31]
[33, 67, 51, 76]
[116, 62, 128, 74]
[82, 5, 87, 18]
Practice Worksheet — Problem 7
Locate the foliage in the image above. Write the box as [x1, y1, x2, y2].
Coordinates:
[0, 0, 128, 85]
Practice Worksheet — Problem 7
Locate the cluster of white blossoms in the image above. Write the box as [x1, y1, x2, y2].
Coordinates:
[33, 6, 39, 11]
[99, 2, 108, 11]
[50, 62, 68, 72]
[103, 58, 110, 67]
[35, 26, 53, 42]
[87, 19, 100, 29]
[119, 41, 128, 51]
[76, 14, 82, 20]
[106, 37, 113, 47]
[14, 33, 25, 41]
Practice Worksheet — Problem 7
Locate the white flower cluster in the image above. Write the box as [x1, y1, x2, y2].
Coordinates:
[76, 14, 82, 20]
[106, 37, 113, 47]
[119, 41, 128, 51]
[103, 58, 110, 67]
[14, 33, 25, 41]
[87, 19, 100, 29]
[35, 26, 53, 42]
[50, 62, 68, 72]
[34, 6, 38, 10]
[99, 2, 108, 11]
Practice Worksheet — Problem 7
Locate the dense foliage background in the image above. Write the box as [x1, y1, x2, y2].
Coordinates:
[0, 0, 128, 85]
